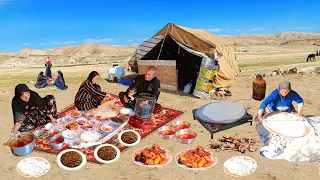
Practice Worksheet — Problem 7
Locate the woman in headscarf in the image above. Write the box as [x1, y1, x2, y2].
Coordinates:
[35, 71, 48, 88]
[257, 81, 304, 122]
[54, 70, 68, 90]
[74, 71, 108, 111]
[11, 84, 58, 133]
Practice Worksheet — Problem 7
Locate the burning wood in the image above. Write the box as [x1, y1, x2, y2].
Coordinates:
[208, 135, 261, 153]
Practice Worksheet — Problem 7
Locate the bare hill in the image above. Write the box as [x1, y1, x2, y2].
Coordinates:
[1, 32, 320, 68]
[0, 44, 136, 67]
[232, 32, 320, 45]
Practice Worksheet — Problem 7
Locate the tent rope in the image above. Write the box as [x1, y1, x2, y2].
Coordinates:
[156, 23, 172, 62]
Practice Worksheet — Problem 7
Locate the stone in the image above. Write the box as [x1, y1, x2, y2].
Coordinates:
[271, 72, 277, 76]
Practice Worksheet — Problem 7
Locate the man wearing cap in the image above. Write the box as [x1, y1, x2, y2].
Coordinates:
[257, 81, 304, 122]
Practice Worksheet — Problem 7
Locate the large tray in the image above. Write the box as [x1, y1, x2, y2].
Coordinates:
[56, 113, 128, 149]
[261, 112, 310, 138]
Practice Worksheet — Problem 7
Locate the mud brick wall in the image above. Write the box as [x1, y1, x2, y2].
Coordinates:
[138, 60, 177, 90]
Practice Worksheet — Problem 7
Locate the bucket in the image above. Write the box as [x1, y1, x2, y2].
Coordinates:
[134, 93, 156, 119]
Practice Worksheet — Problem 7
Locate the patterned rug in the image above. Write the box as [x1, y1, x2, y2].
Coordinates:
[34, 93, 184, 164]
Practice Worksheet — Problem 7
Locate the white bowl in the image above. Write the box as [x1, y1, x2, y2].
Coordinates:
[87, 120, 100, 126]
[94, 144, 121, 164]
[100, 125, 114, 133]
[45, 123, 54, 131]
[76, 117, 87, 125]
[56, 149, 86, 171]
[120, 108, 131, 115]
[118, 130, 141, 147]
[62, 130, 77, 139]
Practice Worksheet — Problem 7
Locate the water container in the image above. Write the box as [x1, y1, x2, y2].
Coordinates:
[193, 53, 219, 99]
[252, 74, 266, 101]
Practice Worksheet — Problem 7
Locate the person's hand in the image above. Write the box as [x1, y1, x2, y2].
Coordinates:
[297, 112, 303, 117]
[105, 94, 113, 99]
[123, 96, 129, 103]
[11, 122, 21, 133]
[256, 115, 262, 122]
[11, 127, 19, 133]
[296, 112, 303, 120]
[51, 118, 58, 124]
[11, 126, 16, 133]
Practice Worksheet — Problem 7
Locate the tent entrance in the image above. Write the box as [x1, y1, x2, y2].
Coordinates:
[140, 36, 202, 92]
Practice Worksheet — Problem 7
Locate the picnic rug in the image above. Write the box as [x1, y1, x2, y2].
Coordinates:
[34, 93, 184, 164]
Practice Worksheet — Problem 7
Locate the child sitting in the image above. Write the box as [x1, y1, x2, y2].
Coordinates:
[119, 84, 137, 110]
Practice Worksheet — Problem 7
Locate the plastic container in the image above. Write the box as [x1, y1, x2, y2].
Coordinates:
[193, 53, 219, 99]
[252, 74, 266, 101]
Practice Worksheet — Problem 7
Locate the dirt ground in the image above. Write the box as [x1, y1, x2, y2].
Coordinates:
[0, 53, 320, 179]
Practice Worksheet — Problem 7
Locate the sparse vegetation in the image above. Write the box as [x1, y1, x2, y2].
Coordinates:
[238, 58, 304, 70]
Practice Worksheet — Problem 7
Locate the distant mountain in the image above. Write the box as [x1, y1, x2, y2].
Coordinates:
[0, 44, 136, 67]
[13, 44, 136, 57]
[231, 32, 320, 45]
[1, 33, 319, 67]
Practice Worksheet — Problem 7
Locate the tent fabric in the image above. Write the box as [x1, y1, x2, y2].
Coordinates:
[129, 23, 240, 88]
[171, 36, 207, 58]
[154, 24, 234, 48]
[129, 35, 165, 62]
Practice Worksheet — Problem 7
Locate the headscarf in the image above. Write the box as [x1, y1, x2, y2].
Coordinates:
[12, 84, 45, 115]
[279, 81, 291, 90]
[12, 84, 30, 122]
[57, 70, 66, 86]
[39, 71, 44, 76]
[87, 71, 99, 83]
[278, 81, 291, 97]
[14, 84, 30, 97]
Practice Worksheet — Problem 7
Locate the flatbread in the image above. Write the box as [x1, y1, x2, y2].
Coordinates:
[264, 113, 306, 137]
[16, 157, 50, 177]
[224, 156, 257, 177]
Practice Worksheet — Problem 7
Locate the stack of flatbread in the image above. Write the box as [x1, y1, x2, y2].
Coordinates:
[16, 157, 50, 177]
[90, 102, 119, 117]
[263, 113, 307, 138]
[224, 156, 257, 177]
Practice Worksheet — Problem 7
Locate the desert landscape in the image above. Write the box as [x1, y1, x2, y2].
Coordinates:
[1, 32, 320, 180]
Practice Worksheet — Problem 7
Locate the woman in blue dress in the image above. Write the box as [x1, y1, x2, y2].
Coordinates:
[54, 70, 68, 90]
[257, 81, 304, 122]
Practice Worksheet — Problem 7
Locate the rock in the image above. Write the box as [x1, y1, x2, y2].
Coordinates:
[270, 72, 277, 76]
[264, 72, 271, 76]
[288, 67, 297, 74]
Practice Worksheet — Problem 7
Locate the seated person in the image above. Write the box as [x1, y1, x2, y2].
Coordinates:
[54, 70, 68, 90]
[133, 66, 161, 99]
[11, 84, 58, 133]
[119, 84, 137, 110]
[35, 71, 48, 88]
[119, 66, 161, 108]
[75, 71, 109, 111]
[257, 81, 304, 122]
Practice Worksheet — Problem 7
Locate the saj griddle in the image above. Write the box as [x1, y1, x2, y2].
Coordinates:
[192, 102, 252, 139]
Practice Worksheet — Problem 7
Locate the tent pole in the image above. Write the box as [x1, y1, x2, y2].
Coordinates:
[156, 24, 172, 61]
